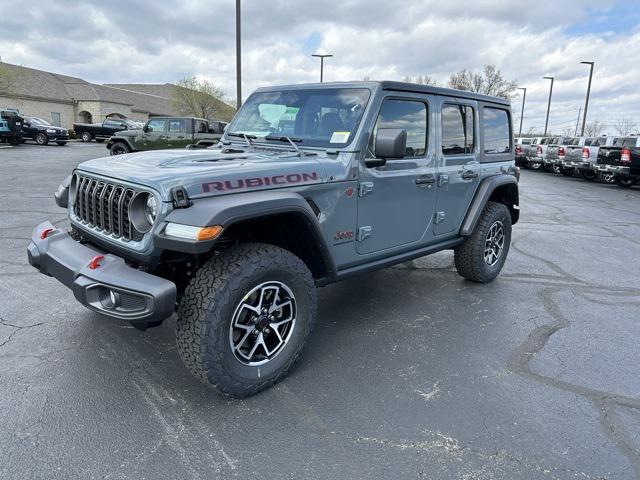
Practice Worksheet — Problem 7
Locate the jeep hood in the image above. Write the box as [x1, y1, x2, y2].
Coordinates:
[76, 148, 329, 200]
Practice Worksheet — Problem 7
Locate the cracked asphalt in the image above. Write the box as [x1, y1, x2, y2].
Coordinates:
[1, 142, 640, 479]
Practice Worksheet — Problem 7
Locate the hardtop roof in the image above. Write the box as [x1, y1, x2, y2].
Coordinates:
[253, 80, 511, 106]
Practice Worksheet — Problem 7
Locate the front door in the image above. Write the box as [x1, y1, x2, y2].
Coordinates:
[434, 98, 481, 236]
[356, 96, 437, 255]
[142, 118, 167, 149]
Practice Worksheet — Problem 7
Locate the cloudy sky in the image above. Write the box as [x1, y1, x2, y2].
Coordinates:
[1, 0, 639, 135]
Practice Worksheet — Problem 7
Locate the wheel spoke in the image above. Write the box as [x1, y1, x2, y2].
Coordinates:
[269, 299, 291, 315]
[234, 329, 253, 352]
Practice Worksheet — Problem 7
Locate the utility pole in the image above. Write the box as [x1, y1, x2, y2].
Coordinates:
[580, 61, 594, 136]
[543, 76, 554, 136]
[517, 87, 526, 136]
[311, 54, 333, 83]
[235, 0, 242, 109]
[574, 106, 582, 136]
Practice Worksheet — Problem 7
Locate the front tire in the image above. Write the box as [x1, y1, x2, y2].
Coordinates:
[454, 202, 512, 283]
[176, 243, 317, 397]
[35, 133, 49, 145]
[81, 131, 92, 142]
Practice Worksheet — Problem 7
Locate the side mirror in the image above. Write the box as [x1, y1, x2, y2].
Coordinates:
[365, 128, 407, 168]
[24, 121, 31, 127]
[143, 125, 150, 133]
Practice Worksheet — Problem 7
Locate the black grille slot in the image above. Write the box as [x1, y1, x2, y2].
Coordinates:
[73, 175, 143, 242]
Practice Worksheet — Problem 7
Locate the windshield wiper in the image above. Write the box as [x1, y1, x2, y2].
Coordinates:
[265, 135, 303, 156]
[227, 132, 256, 149]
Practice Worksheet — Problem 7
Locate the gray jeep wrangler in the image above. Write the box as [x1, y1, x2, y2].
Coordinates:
[28, 81, 519, 397]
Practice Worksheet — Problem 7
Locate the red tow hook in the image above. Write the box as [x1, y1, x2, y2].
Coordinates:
[88, 255, 105, 270]
[40, 227, 55, 240]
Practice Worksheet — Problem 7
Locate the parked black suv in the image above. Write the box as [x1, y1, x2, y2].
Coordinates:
[22, 117, 69, 146]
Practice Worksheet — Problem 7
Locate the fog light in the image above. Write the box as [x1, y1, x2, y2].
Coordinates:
[101, 289, 121, 309]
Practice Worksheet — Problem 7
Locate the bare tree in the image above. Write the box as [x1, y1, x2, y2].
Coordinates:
[448, 65, 518, 100]
[613, 116, 636, 136]
[171, 77, 232, 120]
[584, 120, 605, 137]
[402, 75, 438, 86]
[562, 126, 576, 137]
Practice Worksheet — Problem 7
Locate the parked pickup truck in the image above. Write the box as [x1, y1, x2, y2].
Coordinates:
[106, 117, 223, 155]
[528, 137, 552, 170]
[514, 137, 533, 167]
[28, 80, 519, 397]
[560, 136, 610, 180]
[543, 137, 573, 173]
[74, 118, 141, 143]
[596, 136, 640, 188]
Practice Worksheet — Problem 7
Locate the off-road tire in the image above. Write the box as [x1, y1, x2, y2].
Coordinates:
[81, 131, 92, 142]
[56, 141, 67, 146]
[35, 133, 49, 145]
[615, 176, 636, 188]
[454, 201, 512, 284]
[176, 243, 317, 397]
[110, 142, 131, 155]
[95, 138, 105, 144]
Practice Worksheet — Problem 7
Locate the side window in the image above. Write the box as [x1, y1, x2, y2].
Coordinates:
[372, 99, 427, 157]
[442, 105, 474, 155]
[195, 120, 209, 133]
[147, 119, 166, 133]
[50, 112, 61, 127]
[168, 119, 185, 133]
[482, 107, 511, 154]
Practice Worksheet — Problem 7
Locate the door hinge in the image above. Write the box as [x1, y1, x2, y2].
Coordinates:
[438, 174, 449, 187]
[357, 226, 372, 242]
[434, 212, 446, 224]
[358, 182, 374, 197]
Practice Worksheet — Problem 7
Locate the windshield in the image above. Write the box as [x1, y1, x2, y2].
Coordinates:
[227, 88, 371, 147]
[29, 117, 51, 126]
[613, 137, 638, 147]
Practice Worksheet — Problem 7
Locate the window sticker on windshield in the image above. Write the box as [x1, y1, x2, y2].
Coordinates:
[330, 131, 350, 143]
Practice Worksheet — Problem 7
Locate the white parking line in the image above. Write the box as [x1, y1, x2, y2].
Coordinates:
[0, 145, 14, 149]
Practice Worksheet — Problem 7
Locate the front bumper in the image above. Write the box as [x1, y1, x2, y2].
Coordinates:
[27, 221, 176, 323]
[48, 133, 69, 141]
[596, 164, 631, 175]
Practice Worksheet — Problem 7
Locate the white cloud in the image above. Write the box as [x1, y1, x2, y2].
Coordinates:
[0, 0, 637, 134]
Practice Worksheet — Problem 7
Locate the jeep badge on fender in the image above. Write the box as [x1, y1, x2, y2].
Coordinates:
[27, 81, 519, 397]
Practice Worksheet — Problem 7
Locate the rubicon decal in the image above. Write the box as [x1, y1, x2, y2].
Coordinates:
[202, 172, 319, 192]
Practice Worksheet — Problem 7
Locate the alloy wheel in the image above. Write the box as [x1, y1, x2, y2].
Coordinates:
[484, 221, 505, 266]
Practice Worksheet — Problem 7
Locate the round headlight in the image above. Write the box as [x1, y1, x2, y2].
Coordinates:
[145, 195, 157, 224]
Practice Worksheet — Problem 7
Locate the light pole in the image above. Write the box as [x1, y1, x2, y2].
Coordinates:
[543, 76, 554, 136]
[235, 0, 242, 109]
[580, 61, 594, 136]
[311, 54, 333, 83]
[517, 87, 526, 136]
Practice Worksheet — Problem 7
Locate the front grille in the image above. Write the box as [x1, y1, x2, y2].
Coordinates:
[73, 175, 143, 241]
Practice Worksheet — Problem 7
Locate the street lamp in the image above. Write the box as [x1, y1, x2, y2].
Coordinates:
[543, 76, 554, 136]
[235, 0, 242, 109]
[311, 54, 333, 83]
[517, 87, 526, 136]
[580, 61, 595, 136]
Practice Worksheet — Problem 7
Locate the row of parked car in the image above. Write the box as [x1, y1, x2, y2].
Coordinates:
[515, 135, 640, 188]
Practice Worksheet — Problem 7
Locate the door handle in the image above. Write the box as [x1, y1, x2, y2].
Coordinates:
[415, 175, 436, 185]
[461, 171, 478, 180]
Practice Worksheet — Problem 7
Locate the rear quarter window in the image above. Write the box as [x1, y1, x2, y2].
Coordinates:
[482, 107, 511, 154]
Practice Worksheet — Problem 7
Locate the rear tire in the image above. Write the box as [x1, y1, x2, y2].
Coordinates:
[580, 171, 597, 181]
[56, 141, 67, 146]
[81, 131, 92, 142]
[615, 176, 636, 188]
[35, 133, 49, 145]
[454, 202, 512, 284]
[176, 243, 317, 397]
[109, 142, 131, 155]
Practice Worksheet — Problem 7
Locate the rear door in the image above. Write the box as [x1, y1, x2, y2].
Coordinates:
[434, 98, 480, 236]
[356, 94, 437, 254]
[166, 118, 189, 148]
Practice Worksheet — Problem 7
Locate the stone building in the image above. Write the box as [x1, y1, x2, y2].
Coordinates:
[0, 62, 235, 129]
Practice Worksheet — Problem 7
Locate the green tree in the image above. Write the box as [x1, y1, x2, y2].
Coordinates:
[448, 65, 517, 100]
[171, 77, 232, 120]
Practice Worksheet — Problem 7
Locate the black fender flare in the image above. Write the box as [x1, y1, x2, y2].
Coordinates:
[107, 137, 135, 151]
[459, 174, 519, 236]
[154, 190, 336, 277]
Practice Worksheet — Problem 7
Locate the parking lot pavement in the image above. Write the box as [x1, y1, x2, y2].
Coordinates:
[1, 143, 640, 479]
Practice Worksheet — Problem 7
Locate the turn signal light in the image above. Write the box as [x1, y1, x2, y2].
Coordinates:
[196, 225, 223, 241]
[164, 223, 223, 241]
